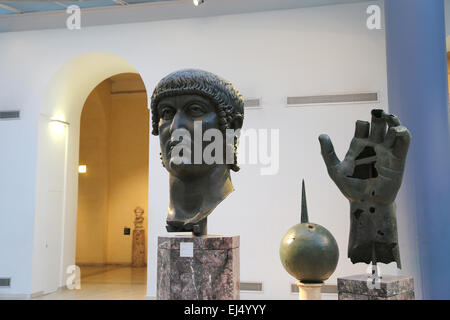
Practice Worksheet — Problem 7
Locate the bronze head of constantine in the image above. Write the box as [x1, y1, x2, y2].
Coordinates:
[151, 69, 244, 236]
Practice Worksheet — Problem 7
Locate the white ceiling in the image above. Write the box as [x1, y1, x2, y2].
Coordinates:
[0, 0, 373, 33]
[0, 1, 174, 15]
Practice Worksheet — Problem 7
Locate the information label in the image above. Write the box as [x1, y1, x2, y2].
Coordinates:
[180, 242, 194, 257]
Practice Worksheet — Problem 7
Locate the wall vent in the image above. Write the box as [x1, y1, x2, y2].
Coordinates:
[244, 98, 261, 108]
[0, 110, 20, 120]
[240, 282, 264, 292]
[290, 283, 337, 294]
[287, 92, 378, 107]
[0, 278, 11, 287]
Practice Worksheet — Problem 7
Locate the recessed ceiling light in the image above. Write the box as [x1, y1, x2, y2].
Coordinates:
[193, 0, 205, 6]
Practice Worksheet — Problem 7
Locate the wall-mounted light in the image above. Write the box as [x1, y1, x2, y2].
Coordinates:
[50, 118, 69, 136]
[193, 0, 205, 6]
[78, 165, 87, 174]
[50, 119, 70, 126]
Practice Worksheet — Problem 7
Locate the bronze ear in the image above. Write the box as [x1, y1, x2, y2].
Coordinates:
[230, 114, 243, 130]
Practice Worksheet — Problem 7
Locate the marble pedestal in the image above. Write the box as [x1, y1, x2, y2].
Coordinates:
[338, 274, 414, 300]
[132, 229, 146, 267]
[157, 235, 240, 300]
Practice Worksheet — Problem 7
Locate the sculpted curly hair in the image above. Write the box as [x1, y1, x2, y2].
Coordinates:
[150, 69, 244, 171]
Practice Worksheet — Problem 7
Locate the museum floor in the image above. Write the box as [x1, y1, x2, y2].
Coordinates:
[31, 265, 340, 300]
[33, 265, 148, 300]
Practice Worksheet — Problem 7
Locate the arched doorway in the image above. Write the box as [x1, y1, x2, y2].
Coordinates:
[75, 73, 149, 297]
[32, 53, 151, 298]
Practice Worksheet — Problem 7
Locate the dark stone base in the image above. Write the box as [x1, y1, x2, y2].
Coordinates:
[338, 274, 414, 300]
[157, 235, 240, 300]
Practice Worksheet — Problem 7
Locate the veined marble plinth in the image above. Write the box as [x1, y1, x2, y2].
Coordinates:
[132, 229, 146, 267]
[338, 274, 414, 300]
[157, 235, 240, 300]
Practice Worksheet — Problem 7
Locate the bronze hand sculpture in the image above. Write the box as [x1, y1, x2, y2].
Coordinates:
[319, 109, 411, 268]
[150, 69, 244, 236]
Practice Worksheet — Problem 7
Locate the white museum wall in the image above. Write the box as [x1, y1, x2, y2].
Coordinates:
[0, 51, 139, 296]
[31, 116, 68, 295]
[0, 110, 37, 296]
[0, 0, 418, 299]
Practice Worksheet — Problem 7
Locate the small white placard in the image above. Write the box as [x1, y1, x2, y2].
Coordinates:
[180, 242, 194, 258]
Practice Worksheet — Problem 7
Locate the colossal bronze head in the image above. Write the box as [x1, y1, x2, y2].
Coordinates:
[151, 69, 244, 236]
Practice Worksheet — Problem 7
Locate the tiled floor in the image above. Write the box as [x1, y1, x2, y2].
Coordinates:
[33, 265, 148, 300]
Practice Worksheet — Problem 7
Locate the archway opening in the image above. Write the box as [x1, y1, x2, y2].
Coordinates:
[32, 52, 153, 298]
[75, 73, 149, 296]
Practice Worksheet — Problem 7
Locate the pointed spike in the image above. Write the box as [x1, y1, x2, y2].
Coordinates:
[301, 180, 309, 223]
